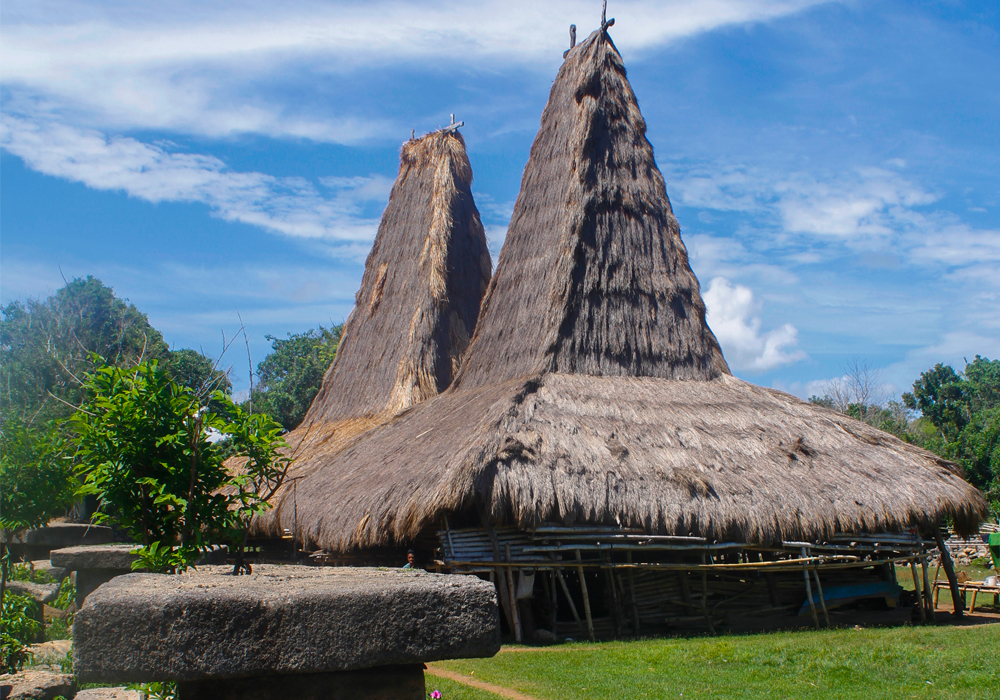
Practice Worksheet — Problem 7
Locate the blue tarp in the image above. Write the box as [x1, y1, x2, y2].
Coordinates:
[798, 580, 903, 616]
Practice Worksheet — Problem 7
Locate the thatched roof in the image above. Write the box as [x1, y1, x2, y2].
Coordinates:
[255, 128, 491, 530]
[273, 28, 986, 549]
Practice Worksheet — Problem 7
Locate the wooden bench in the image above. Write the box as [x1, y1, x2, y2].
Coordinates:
[932, 580, 1000, 612]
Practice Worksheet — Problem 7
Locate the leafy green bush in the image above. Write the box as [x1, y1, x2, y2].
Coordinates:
[72, 357, 291, 573]
[1, 592, 40, 672]
[10, 563, 57, 585]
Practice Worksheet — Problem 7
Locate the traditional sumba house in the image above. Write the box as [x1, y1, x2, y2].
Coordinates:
[254, 125, 492, 555]
[273, 23, 987, 638]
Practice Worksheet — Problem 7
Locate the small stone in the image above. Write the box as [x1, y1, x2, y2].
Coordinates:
[26, 640, 72, 670]
[532, 629, 558, 644]
[0, 670, 75, 700]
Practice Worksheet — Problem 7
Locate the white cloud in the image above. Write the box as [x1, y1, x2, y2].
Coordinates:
[703, 276, 806, 371]
[0, 115, 391, 249]
[0, 0, 823, 142]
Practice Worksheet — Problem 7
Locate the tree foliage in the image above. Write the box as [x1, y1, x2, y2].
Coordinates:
[0, 277, 229, 427]
[903, 356, 1000, 511]
[247, 325, 342, 431]
[72, 358, 290, 573]
[0, 419, 76, 535]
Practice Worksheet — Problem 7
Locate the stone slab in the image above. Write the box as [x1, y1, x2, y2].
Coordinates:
[50, 544, 229, 571]
[9, 523, 113, 548]
[177, 664, 425, 700]
[0, 670, 75, 700]
[49, 544, 138, 571]
[74, 565, 500, 683]
[29, 561, 68, 582]
[5, 580, 59, 605]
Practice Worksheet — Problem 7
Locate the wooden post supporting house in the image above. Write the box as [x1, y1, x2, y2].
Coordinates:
[575, 550, 595, 641]
[920, 557, 934, 623]
[811, 568, 830, 627]
[505, 544, 523, 642]
[555, 567, 585, 636]
[626, 551, 640, 634]
[801, 548, 820, 630]
[910, 559, 927, 623]
[933, 528, 964, 617]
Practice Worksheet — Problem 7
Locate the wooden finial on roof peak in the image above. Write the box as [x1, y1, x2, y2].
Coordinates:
[601, 0, 614, 32]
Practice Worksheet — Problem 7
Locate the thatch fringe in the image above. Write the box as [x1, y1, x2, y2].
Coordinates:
[271, 29, 986, 550]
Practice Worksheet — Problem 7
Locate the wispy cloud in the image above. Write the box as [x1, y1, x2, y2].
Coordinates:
[1, 0, 823, 142]
[0, 115, 391, 250]
[703, 276, 806, 372]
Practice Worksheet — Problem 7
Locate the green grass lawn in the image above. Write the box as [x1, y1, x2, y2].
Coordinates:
[435, 624, 999, 700]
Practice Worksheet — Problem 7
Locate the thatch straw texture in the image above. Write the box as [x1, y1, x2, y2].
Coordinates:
[275, 29, 986, 549]
[305, 129, 492, 424]
[283, 373, 985, 549]
[255, 129, 491, 533]
[456, 30, 728, 390]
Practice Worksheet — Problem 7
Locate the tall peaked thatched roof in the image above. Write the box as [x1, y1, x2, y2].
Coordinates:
[457, 30, 728, 391]
[305, 129, 492, 426]
[255, 128, 491, 532]
[276, 28, 986, 550]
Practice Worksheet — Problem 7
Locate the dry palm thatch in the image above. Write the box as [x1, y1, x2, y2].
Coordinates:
[279, 28, 987, 550]
[254, 128, 491, 533]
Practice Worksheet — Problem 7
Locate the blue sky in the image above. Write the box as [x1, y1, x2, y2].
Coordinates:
[2, 0, 998, 399]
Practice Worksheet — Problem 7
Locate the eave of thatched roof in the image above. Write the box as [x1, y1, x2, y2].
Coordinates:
[273, 28, 986, 549]
[253, 128, 491, 534]
[280, 373, 986, 549]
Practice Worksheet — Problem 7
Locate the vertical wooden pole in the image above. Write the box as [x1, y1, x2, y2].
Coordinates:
[801, 548, 820, 630]
[505, 544, 523, 642]
[481, 518, 515, 634]
[626, 551, 640, 634]
[700, 551, 716, 635]
[910, 559, 926, 623]
[555, 567, 584, 635]
[765, 573, 780, 607]
[933, 527, 964, 617]
[811, 568, 830, 627]
[575, 550, 595, 641]
[921, 557, 934, 623]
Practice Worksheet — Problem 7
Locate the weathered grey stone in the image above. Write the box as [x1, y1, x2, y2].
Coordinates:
[26, 640, 72, 670]
[74, 565, 500, 684]
[6, 524, 114, 560]
[74, 688, 144, 700]
[49, 544, 138, 571]
[177, 664, 425, 700]
[0, 670, 75, 700]
[51, 544, 228, 571]
[6, 580, 59, 605]
[29, 561, 68, 582]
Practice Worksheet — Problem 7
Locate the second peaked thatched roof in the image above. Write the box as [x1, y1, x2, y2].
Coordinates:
[276, 28, 986, 550]
[255, 128, 491, 533]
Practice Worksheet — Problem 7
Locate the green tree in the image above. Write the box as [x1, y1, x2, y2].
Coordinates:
[904, 356, 1000, 514]
[0, 277, 170, 425]
[72, 358, 290, 573]
[248, 325, 342, 431]
[1, 277, 230, 427]
[0, 418, 77, 631]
